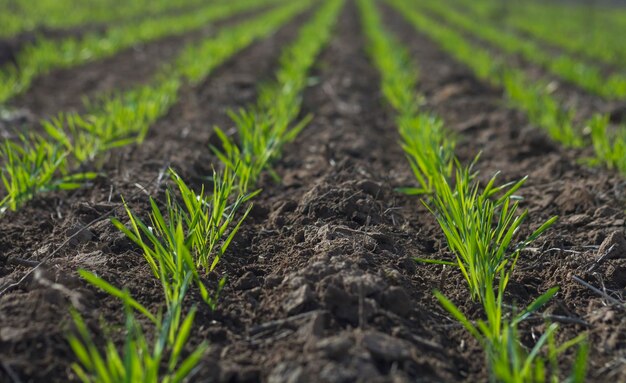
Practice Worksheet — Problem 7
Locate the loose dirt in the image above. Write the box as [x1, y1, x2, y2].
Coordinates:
[0, 1, 624, 382]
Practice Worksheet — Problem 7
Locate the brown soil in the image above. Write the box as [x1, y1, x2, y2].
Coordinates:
[1, 1, 625, 382]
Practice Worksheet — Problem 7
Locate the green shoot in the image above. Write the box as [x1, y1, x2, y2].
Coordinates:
[0, 134, 96, 213]
[435, 290, 587, 383]
[112, 169, 254, 309]
[426, 165, 557, 302]
[586, 114, 626, 173]
[68, 274, 207, 383]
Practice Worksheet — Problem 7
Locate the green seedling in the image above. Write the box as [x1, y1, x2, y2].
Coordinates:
[586, 114, 626, 173]
[0, 134, 96, 212]
[397, 114, 455, 195]
[68, 273, 207, 383]
[420, 164, 558, 302]
[435, 289, 588, 383]
[43, 78, 180, 165]
[112, 169, 255, 309]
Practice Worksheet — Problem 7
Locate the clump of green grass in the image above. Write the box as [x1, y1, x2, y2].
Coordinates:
[421, 165, 588, 381]
[112, 169, 255, 309]
[586, 114, 626, 173]
[43, 78, 180, 165]
[419, 164, 557, 302]
[68, 272, 207, 383]
[0, 134, 96, 212]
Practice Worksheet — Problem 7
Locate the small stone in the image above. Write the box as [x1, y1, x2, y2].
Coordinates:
[318, 362, 358, 383]
[321, 278, 378, 324]
[237, 367, 261, 383]
[563, 214, 591, 227]
[356, 180, 383, 197]
[594, 206, 619, 218]
[264, 273, 282, 288]
[284, 284, 315, 315]
[311, 334, 354, 359]
[249, 204, 269, 220]
[381, 286, 412, 316]
[298, 311, 327, 339]
[362, 331, 414, 362]
[0, 326, 29, 342]
[245, 286, 262, 300]
[267, 362, 304, 383]
[67, 224, 94, 246]
[285, 275, 308, 290]
[597, 231, 626, 260]
[235, 271, 259, 291]
[269, 200, 298, 227]
[606, 264, 626, 288]
[343, 274, 385, 296]
[555, 186, 594, 214]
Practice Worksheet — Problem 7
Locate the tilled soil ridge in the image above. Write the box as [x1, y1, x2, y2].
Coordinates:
[190, 3, 467, 381]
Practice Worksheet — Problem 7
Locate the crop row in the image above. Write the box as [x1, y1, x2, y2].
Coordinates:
[0, 0, 214, 38]
[0, 0, 311, 213]
[358, 0, 588, 381]
[451, 0, 626, 69]
[416, 0, 626, 100]
[67, 0, 344, 380]
[388, 0, 626, 176]
[0, 0, 287, 104]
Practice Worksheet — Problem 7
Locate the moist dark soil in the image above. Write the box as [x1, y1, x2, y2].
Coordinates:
[1, 1, 625, 382]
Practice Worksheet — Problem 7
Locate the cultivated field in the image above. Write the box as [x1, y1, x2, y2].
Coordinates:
[0, 0, 625, 382]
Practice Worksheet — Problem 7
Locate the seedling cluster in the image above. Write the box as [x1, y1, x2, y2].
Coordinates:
[359, 0, 588, 381]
